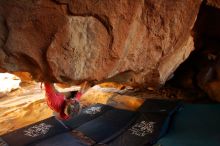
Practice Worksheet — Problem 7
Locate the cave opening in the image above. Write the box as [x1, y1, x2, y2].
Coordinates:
[165, 3, 220, 103]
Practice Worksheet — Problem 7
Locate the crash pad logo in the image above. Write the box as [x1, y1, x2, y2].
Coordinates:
[83, 106, 102, 115]
[24, 123, 53, 137]
[129, 121, 155, 137]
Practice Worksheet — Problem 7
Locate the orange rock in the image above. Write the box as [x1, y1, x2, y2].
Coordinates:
[0, 0, 201, 87]
[13, 72, 33, 83]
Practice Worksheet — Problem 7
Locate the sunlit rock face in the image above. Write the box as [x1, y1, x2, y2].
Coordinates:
[0, 0, 201, 87]
[0, 83, 53, 135]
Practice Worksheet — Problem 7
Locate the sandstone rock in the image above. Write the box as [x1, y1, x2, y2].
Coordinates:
[47, 16, 111, 82]
[158, 36, 194, 85]
[13, 72, 33, 83]
[0, 0, 201, 87]
[79, 84, 144, 111]
[0, 83, 52, 135]
[0, 0, 67, 81]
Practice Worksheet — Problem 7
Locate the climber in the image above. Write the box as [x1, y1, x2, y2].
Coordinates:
[44, 82, 90, 120]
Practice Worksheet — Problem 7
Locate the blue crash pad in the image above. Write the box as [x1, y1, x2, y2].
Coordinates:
[156, 104, 220, 146]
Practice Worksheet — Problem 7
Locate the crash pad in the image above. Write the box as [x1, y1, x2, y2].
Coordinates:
[156, 104, 220, 146]
[0, 100, 182, 146]
[0, 117, 69, 146]
[75, 108, 136, 143]
[105, 99, 181, 146]
[63, 104, 113, 129]
[0, 104, 112, 146]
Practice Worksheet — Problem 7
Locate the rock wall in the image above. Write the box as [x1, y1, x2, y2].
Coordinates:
[0, 0, 202, 87]
[0, 83, 52, 135]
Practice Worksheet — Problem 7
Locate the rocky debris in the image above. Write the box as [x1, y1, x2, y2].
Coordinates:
[0, 0, 202, 87]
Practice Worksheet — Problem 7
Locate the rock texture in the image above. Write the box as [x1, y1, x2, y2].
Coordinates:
[0, 0, 202, 87]
[0, 83, 52, 135]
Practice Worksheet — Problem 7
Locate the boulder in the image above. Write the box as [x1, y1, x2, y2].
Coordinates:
[0, 0, 201, 87]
